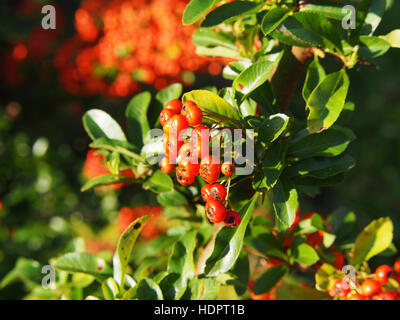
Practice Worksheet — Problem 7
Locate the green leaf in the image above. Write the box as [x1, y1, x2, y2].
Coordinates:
[157, 190, 188, 207]
[89, 137, 142, 161]
[182, 90, 241, 127]
[302, 55, 326, 102]
[81, 174, 134, 192]
[287, 155, 356, 179]
[161, 230, 197, 299]
[361, 0, 388, 35]
[258, 113, 289, 146]
[289, 238, 319, 266]
[350, 217, 393, 267]
[244, 225, 286, 259]
[136, 278, 163, 300]
[261, 7, 291, 36]
[359, 36, 390, 59]
[188, 278, 220, 300]
[260, 143, 286, 190]
[202, 1, 261, 28]
[126, 91, 151, 148]
[253, 265, 288, 294]
[0, 258, 42, 289]
[83, 109, 126, 141]
[233, 53, 283, 98]
[277, 277, 330, 299]
[223, 60, 253, 80]
[193, 29, 237, 50]
[113, 216, 151, 288]
[229, 251, 249, 296]
[205, 194, 258, 277]
[381, 29, 400, 48]
[272, 180, 299, 232]
[183, 0, 217, 25]
[315, 263, 338, 291]
[143, 170, 174, 193]
[152, 83, 183, 126]
[288, 126, 355, 160]
[54, 252, 113, 282]
[306, 69, 350, 133]
[196, 45, 242, 60]
[271, 16, 324, 48]
[299, 4, 346, 20]
[102, 277, 120, 300]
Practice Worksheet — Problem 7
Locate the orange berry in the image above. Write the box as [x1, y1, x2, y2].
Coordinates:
[221, 161, 235, 176]
[160, 108, 176, 127]
[360, 279, 381, 298]
[164, 99, 182, 114]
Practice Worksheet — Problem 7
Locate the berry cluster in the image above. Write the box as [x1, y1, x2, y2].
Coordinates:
[159, 99, 241, 228]
[55, 0, 227, 97]
[329, 258, 400, 300]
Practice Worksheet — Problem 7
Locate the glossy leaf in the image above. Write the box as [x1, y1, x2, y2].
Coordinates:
[54, 252, 113, 282]
[261, 7, 291, 36]
[289, 238, 319, 266]
[81, 174, 134, 192]
[113, 216, 151, 288]
[233, 53, 283, 98]
[188, 278, 220, 300]
[272, 180, 299, 232]
[288, 126, 355, 160]
[381, 29, 400, 48]
[136, 278, 163, 300]
[205, 194, 258, 277]
[157, 190, 188, 207]
[302, 55, 326, 102]
[253, 265, 287, 294]
[315, 263, 338, 291]
[306, 69, 350, 133]
[125, 91, 151, 148]
[299, 4, 346, 20]
[102, 277, 119, 300]
[183, 0, 217, 25]
[83, 109, 126, 141]
[202, 1, 261, 28]
[359, 36, 390, 59]
[351, 217, 393, 266]
[143, 170, 174, 193]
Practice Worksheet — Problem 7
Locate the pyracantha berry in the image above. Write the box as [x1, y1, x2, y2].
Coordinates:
[201, 183, 226, 202]
[164, 99, 182, 114]
[184, 105, 203, 126]
[178, 158, 199, 178]
[329, 279, 350, 297]
[159, 157, 175, 174]
[360, 279, 381, 298]
[221, 161, 235, 176]
[176, 167, 195, 186]
[181, 100, 197, 116]
[205, 200, 226, 223]
[160, 108, 176, 127]
[394, 258, 400, 274]
[199, 155, 221, 184]
[163, 114, 189, 137]
[375, 265, 393, 285]
[163, 135, 184, 160]
[191, 125, 210, 142]
[375, 291, 399, 300]
[224, 210, 241, 227]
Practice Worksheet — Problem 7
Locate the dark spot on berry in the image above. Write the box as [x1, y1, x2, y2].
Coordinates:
[133, 223, 141, 229]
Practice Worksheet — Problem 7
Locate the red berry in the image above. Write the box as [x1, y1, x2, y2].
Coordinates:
[394, 258, 400, 274]
[184, 105, 203, 126]
[205, 200, 226, 223]
[199, 155, 221, 184]
[164, 99, 182, 114]
[181, 100, 197, 116]
[221, 161, 235, 176]
[346, 292, 365, 300]
[375, 265, 393, 285]
[191, 125, 210, 142]
[163, 114, 189, 137]
[160, 108, 176, 127]
[201, 183, 226, 202]
[159, 157, 174, 174]
[178, 158, 199, 178]
[176, 167, 195, 186]
[179, 142, 198, 161]
[375, 291, 399, 300]
[163, 135, 184, 161]
[329, 279, 350, 297]
[224, 210, 241, 227]
[360, 279, 381, 298]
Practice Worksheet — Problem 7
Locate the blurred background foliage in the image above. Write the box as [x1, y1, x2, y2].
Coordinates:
[0, 0, 399, 299]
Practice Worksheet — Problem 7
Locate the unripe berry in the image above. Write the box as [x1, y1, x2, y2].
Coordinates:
[205, 200, 226, 223]
[221, 161, 235, 176]
[159, 157, 174, 174]
[160, 108, 176, 127]
[360, 279, 381, 298]
[185, 105, 203, 126]
[164, 99, 182, 114]
[224, 210, 241, 227]
[200, 155, 221, 184]
[375, 265, 393, 285]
